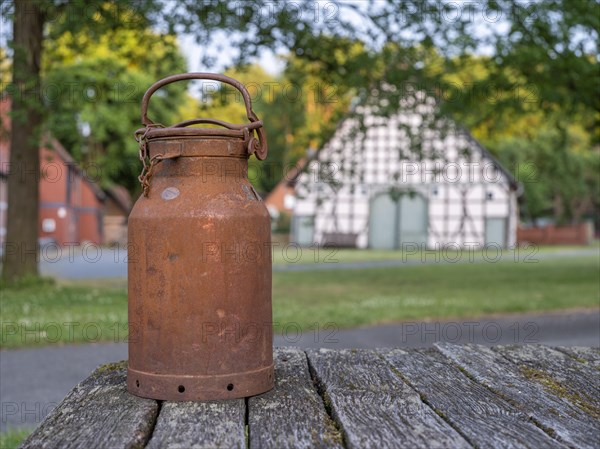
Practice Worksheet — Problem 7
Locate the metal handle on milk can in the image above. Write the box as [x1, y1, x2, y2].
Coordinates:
[140, 73, 268, 160]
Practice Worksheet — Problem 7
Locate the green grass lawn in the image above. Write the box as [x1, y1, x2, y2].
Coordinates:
[270, 242, 599, 265]
[0, 427, 33, 449]
[1, 278, 129, 349]
[1, 254, 598, 349]
[272, 255, 600, 331]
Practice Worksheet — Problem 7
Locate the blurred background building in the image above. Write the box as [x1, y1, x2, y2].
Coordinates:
[288, 98, 519, 249]
[0, 97, 131, 248]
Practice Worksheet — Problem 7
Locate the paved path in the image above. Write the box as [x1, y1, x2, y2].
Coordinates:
[1, 309, 598, 431]
[40, 247, 599, 279]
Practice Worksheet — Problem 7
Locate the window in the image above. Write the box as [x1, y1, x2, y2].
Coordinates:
[42, 218, 56, 233]
[284, 194, 296, 210]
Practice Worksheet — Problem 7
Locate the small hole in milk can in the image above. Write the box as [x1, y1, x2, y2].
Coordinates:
[178, 385, 185, 393]
[161, 187, 180, 201]
[136, 380, 140, 388]
[227, 383, 234, 391]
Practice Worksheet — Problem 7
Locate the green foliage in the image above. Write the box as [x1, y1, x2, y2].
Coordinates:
[489, 0, 599, 130]
[172, 65, 286, 192]
[492, 122, 599, 224]
[275, 211, 291, 234]
[2, 0, 597, 214]
[0, 427, 34, 449]
[437, 50, 598, 224]
[176, 57, 353, 193]
[41, 13, 188, 193]
[0, 47, 10, 86]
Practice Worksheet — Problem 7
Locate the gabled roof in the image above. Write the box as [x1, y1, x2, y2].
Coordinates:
[45, 137, 107, 201]
[289, 97, 520, 192]
[460, 128, 519, 191]
[0, 96, 106, 201]
[104, 185, 132, 214]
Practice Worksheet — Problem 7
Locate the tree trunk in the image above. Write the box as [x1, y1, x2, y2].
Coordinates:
[1, 0, 45, 282]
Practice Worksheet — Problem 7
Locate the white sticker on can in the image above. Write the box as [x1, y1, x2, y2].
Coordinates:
[161, 187, 180, 201]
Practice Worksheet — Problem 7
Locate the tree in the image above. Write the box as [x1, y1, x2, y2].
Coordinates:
[3, 0, 45, 282]
[1, 0, 173, 281]
[492, 124, 599, 225]
[355, 5, 598, 227]
[2, 0, 598, 281]
[439, 53, 599, 225]
[178, 54, 356, 193]
[1, 0, 355, 281]
[43, 19, 187, 192]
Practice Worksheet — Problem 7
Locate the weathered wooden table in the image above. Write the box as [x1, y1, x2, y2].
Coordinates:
[19, 344, 599, 449]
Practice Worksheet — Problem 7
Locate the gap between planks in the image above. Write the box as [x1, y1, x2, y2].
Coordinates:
[435, 343, 598, 448]
[244, 397, 249, 449]
[304, 349, 350, 449]
[305, 348, 472, 448]
[143, 400, 163, 448]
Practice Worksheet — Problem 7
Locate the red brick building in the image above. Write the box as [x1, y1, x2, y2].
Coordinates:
[264, 159, 306, 218]
[1, 97, 110, 246]
[103, 185, 132, 245]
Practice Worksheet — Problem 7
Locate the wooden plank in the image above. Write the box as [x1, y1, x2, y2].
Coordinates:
[248, 348, 344, 449]
[555, 346, 600, 368]
[305, 348, 471, 449]
[145, 399, 245, 449]
[436, 343, 599, 448]
[494, 344, 600, 418]
[19, 361, 158, 449]
[381, 348, 566, 449]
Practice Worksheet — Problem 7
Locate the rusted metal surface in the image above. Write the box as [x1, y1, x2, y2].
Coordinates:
[127, 73, 274, 401]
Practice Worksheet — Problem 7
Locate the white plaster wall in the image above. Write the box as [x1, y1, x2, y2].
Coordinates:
[292, 103, 518, 248]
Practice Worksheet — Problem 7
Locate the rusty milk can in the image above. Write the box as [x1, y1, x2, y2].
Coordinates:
[127, 73, 274, 401]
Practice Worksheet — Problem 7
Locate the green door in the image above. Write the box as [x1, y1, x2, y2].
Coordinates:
[369, 193, 428, 249]
[293, 216, 314, 246]
[399, 194, 428, 246]
[485, 217, 506, 247]
[369, 193, 397, 249]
